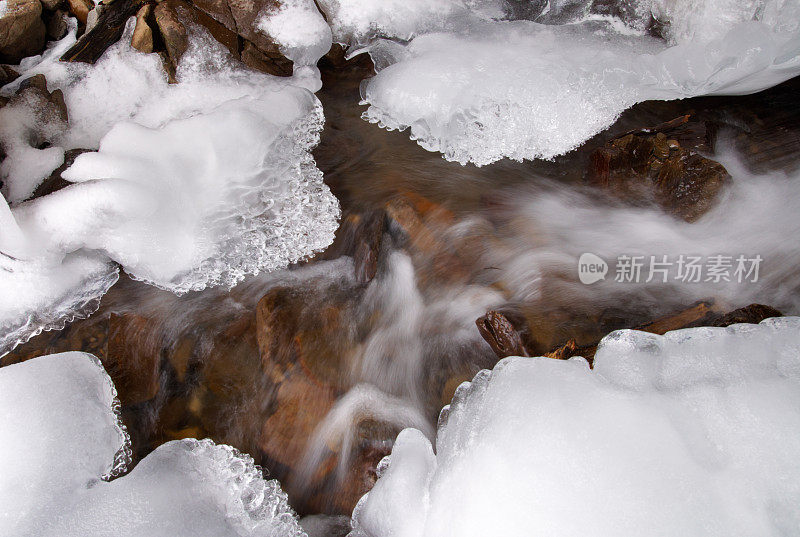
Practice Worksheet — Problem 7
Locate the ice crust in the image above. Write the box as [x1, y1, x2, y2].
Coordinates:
[336, 0, 800, 165]
[0, 21, 339, 352]
[351, 317, 800, 537]
[0, 352, 305, 537]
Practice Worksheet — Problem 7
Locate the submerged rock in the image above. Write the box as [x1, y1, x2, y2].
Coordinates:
[588, 116, 730, 222]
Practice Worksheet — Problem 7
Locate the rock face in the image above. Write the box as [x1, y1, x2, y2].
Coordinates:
[588, 116, 730, 222]
[0, 0, 46, 63]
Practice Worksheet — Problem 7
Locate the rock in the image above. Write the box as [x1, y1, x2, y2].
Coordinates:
[40, 0, 62, 9]
[66, 0, 91, 24]
[476, 310, 528, 358]
[130, 4, 154, 53]
[0, 64, 19, 86]
[184, 0, 294, 76]
[154, 2, 187, 69]
[15, 73, 68, 122]
[240, 40, 293, 77]
[0, 0, 46, 63]
[322, 209, 385, 284]
[542, 300, 782, 366]
[61, 0, 146, 63]
[43, 8, 68, 40]
[588, 115, 730, 222]
[31, 148, 91, 199]
[710, 303, 783, 327]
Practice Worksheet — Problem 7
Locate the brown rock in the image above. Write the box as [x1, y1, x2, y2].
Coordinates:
[710, 303, 782, 327]
[476, 310, 528, 358]
[43, 8, 68, 40]
[0, 64, 19, 86]
[65, 0, 91, 23]
[186, 0, 294, 76]
[31, 148, 91, 199]
[130, 4, 154, 53]
[154, 2, 187, 66]
[589, 116, 729, 222]
[61, 0, 145, 63]
[0, 0, 46, 63]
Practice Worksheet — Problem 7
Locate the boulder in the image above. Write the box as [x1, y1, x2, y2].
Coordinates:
[0, 0, 46, 63]
[130, 3, 154, 53]
[588, 116, 730, 222]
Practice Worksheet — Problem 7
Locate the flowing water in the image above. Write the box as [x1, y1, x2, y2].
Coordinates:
[4, 56, 800, 516]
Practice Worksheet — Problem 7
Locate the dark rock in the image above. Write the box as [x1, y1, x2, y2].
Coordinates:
[0, 64, 19, 86]
[60, 0, 148, 63]
[0, 0, 46, 63]
[154, 2, 187, 71]
[589, 116, 729, 222]
[476, 310, 528, 358]
[43, 8, 69, 40]
[711, 304, 783, 327]
[31, 148, 91, 199]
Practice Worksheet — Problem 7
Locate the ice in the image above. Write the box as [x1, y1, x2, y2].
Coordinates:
[0, 88, 66, 203]
[257, 0, 332, 90]
[0, 20, 339, 348]
[351, 317, 800, 537]
[0, 352, 305, 537]
[316, 0, 504, 45]
[350, 2, 800, 164]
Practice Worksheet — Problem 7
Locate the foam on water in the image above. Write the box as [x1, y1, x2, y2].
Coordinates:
[351, 317, 800, 537]
[0, 352, 305, 537]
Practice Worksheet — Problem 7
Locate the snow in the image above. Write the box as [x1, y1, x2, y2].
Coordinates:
[0, 352, 305, 537]
[0, 20, 339, 352]
[351, 317, 800, 537]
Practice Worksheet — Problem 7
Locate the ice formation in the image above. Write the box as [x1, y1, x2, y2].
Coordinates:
[0, 352, 305, 537]
[330, 0, 800, 165]
[351, 317, 800, 537]
[0, 21, 339, 353]
[257, 0, 333, 90]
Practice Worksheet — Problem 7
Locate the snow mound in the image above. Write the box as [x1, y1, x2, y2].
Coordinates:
[0, 352, 305, 537]
[351, 317, 800, 537]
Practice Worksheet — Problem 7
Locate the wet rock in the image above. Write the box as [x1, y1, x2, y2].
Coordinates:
[61, 0, 146, 63]
[66, 0, 91, 24]
[130, 4, 154, 53]
[0, 64, 19, 86]
[542, 300, 782, 366]
[710, 303, 783, 327]
[31, 148, 92, 199]
[43, 7, 68, 40]
[154, 1, 187, 73]
[589, 115, 730, 222]
[322, 208, 385, 284]
[476, 310, 528, 358]
[0, 0, 46, 63]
